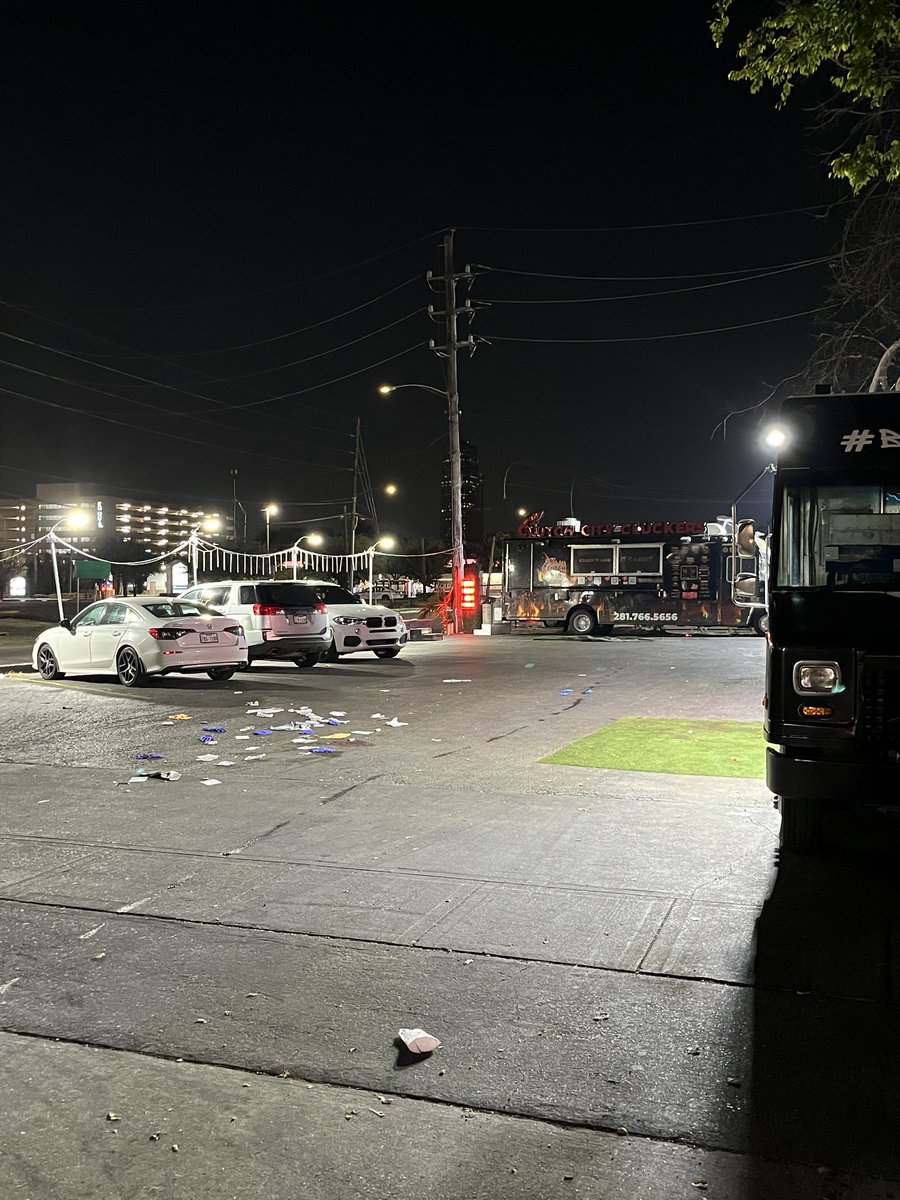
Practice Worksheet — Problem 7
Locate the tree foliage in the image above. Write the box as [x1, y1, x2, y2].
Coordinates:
[712, 0, 900, 190]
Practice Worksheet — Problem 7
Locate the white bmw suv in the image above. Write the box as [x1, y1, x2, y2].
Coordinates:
[303, 580, 408, 660]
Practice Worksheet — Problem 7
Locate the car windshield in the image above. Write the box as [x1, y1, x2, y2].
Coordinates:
[777, 482, 900, 588]
[312, 584, 360, 605]
[138, 602, 222, 618]
[255, 583, 321, 608]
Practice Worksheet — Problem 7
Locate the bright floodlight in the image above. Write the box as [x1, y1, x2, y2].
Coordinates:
[385, 483, 398, 496]
[763, 425, 789, 450]
[306, 533, 323, 547]
[517, 507, 528, 517]
[377, 384, 394, 395]
[67, 509, 90, 530]
[202, 516, 222, 533]
[264, 503, 279, 516]
[379, 535, 397, 551]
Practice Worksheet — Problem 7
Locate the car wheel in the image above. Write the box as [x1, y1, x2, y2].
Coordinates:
[322, 641, 340, 663]
[207, 667, 236, 681]
[779, 795, 822, 854]
[566, 607, 598, 636]
[374, 648, 401, 659]
[116, 646, 146, 687]
[37, 644, 65, 680]
[292, 654, 321, 669]
[750, 609, 769, 637]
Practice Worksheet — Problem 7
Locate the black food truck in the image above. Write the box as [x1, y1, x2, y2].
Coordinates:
[502, 514, 767, 635]
[759, 393, 900, 851]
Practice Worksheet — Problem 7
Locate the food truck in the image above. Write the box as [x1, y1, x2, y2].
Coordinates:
[501, 514, 767, 635]
[758, 392, 900, 851]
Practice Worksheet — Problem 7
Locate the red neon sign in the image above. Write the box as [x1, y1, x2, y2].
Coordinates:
[460, 575, 479, 611]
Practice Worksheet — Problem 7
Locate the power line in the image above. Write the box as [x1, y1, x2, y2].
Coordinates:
[485, 259, 832, 305]
[0, 297, 358, 435]
[487, 306, 830, 344]
[229, 309, 423, 380]
[474, 251, 837, 282]
[9, 228, 447, 313]
[164, 276, 421, 357]
[457, 199, 852, 233]
[0, 383, 353, 472]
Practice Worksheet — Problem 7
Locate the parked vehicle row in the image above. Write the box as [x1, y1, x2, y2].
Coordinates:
[32, 578, 409, 686]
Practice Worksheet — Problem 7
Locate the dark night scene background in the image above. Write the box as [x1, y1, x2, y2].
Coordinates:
[0, 3, 843, 550]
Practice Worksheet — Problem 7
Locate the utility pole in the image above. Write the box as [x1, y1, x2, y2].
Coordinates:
[349, 417, 361, 560]
[428, 230, 476, 634]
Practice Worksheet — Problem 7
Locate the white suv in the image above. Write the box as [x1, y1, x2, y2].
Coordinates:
[180, 580, 333, 668]
[303, 580, 408, 660]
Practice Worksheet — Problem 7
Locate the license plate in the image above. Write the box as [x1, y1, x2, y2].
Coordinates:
[200, 632, 219, 643]
[292, 614, 308, 624]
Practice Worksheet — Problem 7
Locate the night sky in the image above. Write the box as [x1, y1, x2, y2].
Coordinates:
[0, 4, 843, 546]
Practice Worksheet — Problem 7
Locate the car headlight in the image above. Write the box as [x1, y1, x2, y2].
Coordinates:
[333, 615, 360, 625]
[793, 661, 841, 693]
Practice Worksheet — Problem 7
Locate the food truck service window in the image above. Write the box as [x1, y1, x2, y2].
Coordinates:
[571, 544, 663, 577]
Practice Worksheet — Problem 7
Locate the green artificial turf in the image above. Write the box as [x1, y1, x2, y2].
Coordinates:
[541, 717, 765, 778]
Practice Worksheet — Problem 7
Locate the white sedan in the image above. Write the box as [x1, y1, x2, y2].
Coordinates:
[32, 596, 248, 686]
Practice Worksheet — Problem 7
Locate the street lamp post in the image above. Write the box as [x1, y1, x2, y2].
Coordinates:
[48, 510, 90, 621]
[291, 533, 323, 581]
[378, 381, 464, 633]
[263, 503, 279, 554]
[367, 535, 396, 604]
[190, 517, 222, 587]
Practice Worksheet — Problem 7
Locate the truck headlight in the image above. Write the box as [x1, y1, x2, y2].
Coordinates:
[793, 661, 841, 693]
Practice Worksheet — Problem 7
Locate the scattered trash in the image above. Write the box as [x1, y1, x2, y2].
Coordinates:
[196, 753, 218, 762]
[200, 779, 222, 786]
[592, 1013, 609, 1022]
[126, 776, 149, 784]
[377, 1096, 392, 1105]
[202, 726, 226, 734]
[583, 688, 594, 695]
[198, 735, 217, 745]
[329, 711, 347, 717]
[308, 746, 337, 754]
[398, 1027, 441, 1054]
[244, 753, 266, 761]
[106, 1111, 120, 1122]
[726, 1076, 742, 1087]
[525, 663, 535, 669]
[169, 714, 192, 721]
[235, 735, 250, 740]
[292, 731, 316, 739]
[171, 1144, 179, 1153]
[253, 707, 284, 717]
[141, 770, 182, 782]
[217, 761, 235, 768]
[195, 1018, 207, 1024]
[149, 1132, 160, 1142]
[691, 1182, 708, 1192]
[321, 732, 351, 740]
[687, 1046, 701, 1056]
[559, 688, 573, 696]
[135, 753, 164, 761]
[371, 712, 388, 719]
[352, 730, 373, 736]
[326, 718, 348, 726]
[442, 679, 472, 683]
[368, 1108, 384, 1117]
[234, 691, 243, 695]
[386, 717, 408, 727]
[253, 730, 273, 737]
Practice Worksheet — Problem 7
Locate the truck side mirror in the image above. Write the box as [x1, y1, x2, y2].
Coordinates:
[734, 573, 759, 602]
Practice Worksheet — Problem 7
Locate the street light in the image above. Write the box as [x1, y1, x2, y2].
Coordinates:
[367, 535, 396, 603]
[290, 533, 324, 580]
[263, 503, 279, 554]
[384, 483, 398, 496]
[189, 517, 223, 586]
[48, 509, 90, 621]
[379, 381, 464, 633]
[517, 507, 528, 518]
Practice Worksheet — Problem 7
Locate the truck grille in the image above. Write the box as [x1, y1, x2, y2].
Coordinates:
[860, 661, 900, 743]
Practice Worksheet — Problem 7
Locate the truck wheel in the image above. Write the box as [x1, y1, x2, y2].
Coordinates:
[566, 608, 597, 636]
[779, 795, 822, 853]
[750, 609, 769, 636]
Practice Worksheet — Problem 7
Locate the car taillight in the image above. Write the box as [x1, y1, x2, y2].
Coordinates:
[315, 603, 327, 615]
[224, 625, 244, 636]
[253, 604, 284, 616]
[148, 627, 190, 640]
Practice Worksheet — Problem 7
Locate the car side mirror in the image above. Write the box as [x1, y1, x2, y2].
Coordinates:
[59, 618, 72, 631]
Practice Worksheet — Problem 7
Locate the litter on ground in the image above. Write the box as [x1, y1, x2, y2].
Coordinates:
[386, 717, 408, 728]
[169, 714, 192, 721]
[200, 779, 222, 786]
[398, 1028, 441, 1054]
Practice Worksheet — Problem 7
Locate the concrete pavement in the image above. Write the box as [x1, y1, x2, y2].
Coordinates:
[1, 632, 898, 1197]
